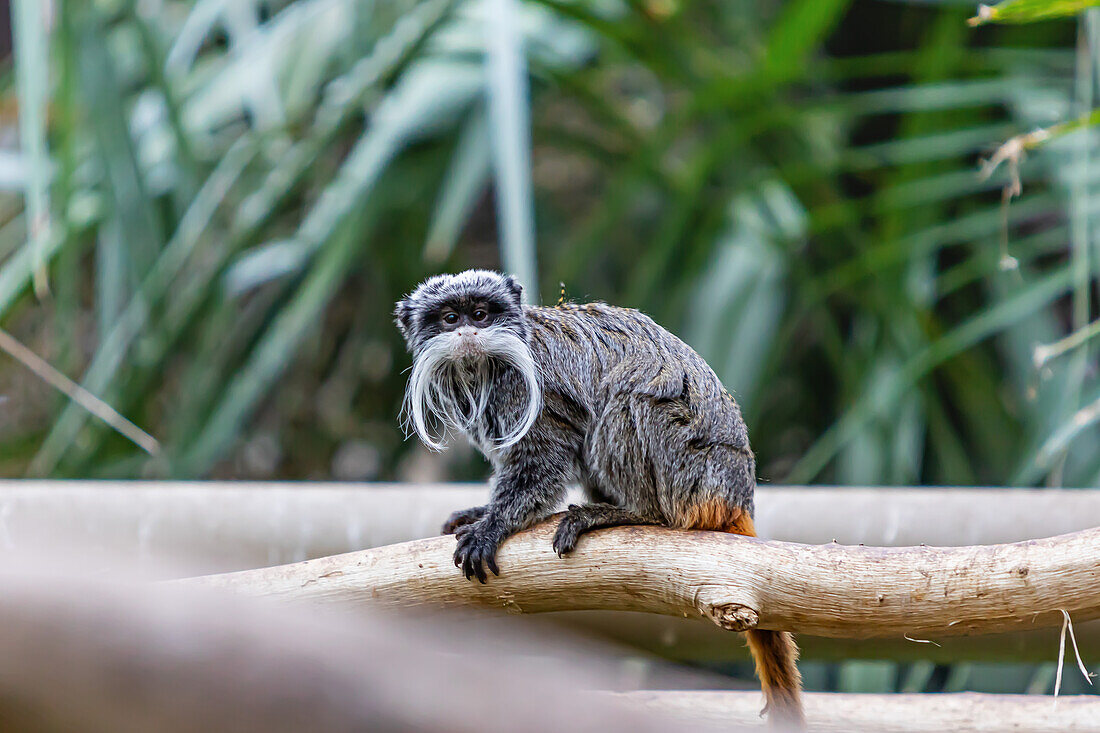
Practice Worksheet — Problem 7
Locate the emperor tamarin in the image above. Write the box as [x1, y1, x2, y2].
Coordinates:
[395, 269, 803, 728]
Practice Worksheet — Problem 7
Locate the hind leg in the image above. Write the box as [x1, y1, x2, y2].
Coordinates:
[552, 504, 660, 556]
[441, 505, 486, 534]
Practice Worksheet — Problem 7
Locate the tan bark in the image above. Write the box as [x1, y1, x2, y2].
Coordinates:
[182, 518, 1100, 638]
[1, 549, 1090, 733]
[6, 482, 1100, 655]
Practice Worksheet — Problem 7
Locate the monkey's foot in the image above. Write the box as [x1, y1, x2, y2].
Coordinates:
[441, 505, 487, 534]
[551, 506, 588, 556]
[552, 504, 658, 557]
[453, 518, 502, 584]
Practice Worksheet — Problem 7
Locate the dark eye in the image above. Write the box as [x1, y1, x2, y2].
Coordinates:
[472, 309, 488, 322]
[443, 312, 459, 324]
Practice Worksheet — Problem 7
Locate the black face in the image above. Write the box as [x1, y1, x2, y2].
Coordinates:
[405, 292, 521, 350]
[395, 271, 528, 352]
[438, 300, 498, 331]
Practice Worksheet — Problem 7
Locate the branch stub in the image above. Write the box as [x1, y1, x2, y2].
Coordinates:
[707, 603, 759, 632]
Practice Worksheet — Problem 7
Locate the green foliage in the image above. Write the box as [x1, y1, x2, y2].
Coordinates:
[0, 0, 1092, 490]
[0, 0, 1095, 698]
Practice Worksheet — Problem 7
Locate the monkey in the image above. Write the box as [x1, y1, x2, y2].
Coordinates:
[394, 269, 804, 729]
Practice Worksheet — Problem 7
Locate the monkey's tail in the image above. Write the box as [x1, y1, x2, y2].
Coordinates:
[745, 627, 804, 730]
[682, 502, 805, 730]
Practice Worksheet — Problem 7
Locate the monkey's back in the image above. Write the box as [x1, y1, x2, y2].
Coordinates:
[523, 303, 756, 524]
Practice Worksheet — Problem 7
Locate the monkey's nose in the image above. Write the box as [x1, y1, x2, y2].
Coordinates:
[456, 326, 478, 337]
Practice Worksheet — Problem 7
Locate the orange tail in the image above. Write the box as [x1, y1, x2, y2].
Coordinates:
[678, 501, 805, 730]
[745, 628, 804, 729]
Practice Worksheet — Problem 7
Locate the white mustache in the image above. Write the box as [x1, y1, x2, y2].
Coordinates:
[403, 326, 541, 451]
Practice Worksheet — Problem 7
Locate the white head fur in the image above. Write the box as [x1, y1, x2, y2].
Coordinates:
[396, 271, 542, 452]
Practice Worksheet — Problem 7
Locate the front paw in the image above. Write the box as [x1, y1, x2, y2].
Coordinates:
[441, 505, 486, 534]
[453, 519, 501, 583]
[551, 505, 584, 557]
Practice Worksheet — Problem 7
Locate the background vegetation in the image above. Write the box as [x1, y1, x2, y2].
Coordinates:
[0, 0, 1098, 697]
[0, 0, 1094, 488]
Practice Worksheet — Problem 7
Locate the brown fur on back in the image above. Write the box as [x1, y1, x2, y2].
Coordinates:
[682, 502, 805, 730]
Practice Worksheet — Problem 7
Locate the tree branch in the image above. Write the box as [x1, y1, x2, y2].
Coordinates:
[181, 518, 1100, 638]
[0, 558, 697, 733]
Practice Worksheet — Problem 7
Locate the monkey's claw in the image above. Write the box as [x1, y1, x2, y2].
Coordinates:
[453, 518, 501, 583]
[441, 505, 487, 534]
[552, 508, 583, 557]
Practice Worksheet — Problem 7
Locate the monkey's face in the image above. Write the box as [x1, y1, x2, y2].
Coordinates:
[394, 270, 541, 451]
[394, 270, 527, 356]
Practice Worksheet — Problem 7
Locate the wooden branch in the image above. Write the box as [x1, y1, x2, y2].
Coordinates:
[7, 482, 1100, 655]
[621, 691, 1100, 733]
[7, 548, 1096, 733]
[182, 518, 1100, 639]
[0, 558, 705, 733]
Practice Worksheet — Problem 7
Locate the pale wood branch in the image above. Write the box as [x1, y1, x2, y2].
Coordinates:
[181, 519, 1100, 639]
[5, 549, 1095, 733]
[0, 558, 706, 733]
[622, 691, 1100, 733]
[7, 482, 1100, 656]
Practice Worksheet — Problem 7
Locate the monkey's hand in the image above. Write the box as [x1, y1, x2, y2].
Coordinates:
[453, 517, 503, 583]
[441, 505, 487, 534]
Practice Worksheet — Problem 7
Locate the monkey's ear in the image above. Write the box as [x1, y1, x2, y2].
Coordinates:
[394, 299, 414, 342]
[503, 275, 524, 305]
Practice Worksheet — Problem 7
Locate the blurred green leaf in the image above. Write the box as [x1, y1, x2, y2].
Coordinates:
[487, 0, 539, 299]
[837, 661, 897, 693]
[686, 183, 799, 417]
[77, 6, 165, 284]
[12, 0, 52, 295]
[424, 104, 491, 263]
[969, 0, 1100, 26]
[763, 0, 852, 81]
[178, 204, 370, 475]
[28, 139, 257, 476]
[788, 267, 1075, 483]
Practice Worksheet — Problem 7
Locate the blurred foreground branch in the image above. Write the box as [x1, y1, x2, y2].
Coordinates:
[182, 519, 1100, 639]
[14, 553, 1099, 733]
[0, 559, 710, 733]
[6, 483, 1100, 661]
[624, 691, 1100, 733]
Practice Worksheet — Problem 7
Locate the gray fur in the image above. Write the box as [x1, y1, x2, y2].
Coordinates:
[396, 270, 755, 582]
